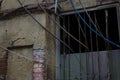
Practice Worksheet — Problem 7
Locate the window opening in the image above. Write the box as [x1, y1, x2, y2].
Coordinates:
[60, 7, 119, 53]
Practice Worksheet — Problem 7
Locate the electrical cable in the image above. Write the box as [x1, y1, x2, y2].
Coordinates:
[69, 0, 120, 48]
[35, 1, 90, 72]
[36, 0, 89, 49]
[16, 1, 89, 74]
[0, 1, 101, 76]
[78, 0, 112, 49]
[16, 0, 88, 74]
[35, 1, 90, 76]
[17, 0, 74, 52]
[78, 0, 103, 36]
[0, 2, 114, 78]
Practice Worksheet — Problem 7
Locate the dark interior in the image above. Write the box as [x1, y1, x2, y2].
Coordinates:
[60, 7, 119, 53]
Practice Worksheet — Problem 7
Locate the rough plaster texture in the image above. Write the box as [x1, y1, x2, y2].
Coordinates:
[0, 13, 46, 49]
[46, 14, 56, 80]
[1, 0, 43, 11]
[1, 0, 119, 11]
[7, 47, 33, 80]
[0, 12, 57, 80]
[0, 49, 7, 80]
[0, 13, 48, 79]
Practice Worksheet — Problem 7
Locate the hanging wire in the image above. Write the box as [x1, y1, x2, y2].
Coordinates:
[15, 0, 87, 76]
[69, 0, 120, 48]
[13, 0, 87, 65]
[36, 0, 89, 49]
[34, 0, 90, 68]
[35, 1, 91, 78]
[0, 1, 116, 79]
[17, 0, 74, 52]
[78, 0, 103, 35]
[78, 0, 112, 49]
[75, 14, 86, 38]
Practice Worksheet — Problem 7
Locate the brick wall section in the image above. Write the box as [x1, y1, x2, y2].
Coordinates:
[0, 54, 7, 80]
[33, 50, 46, 80]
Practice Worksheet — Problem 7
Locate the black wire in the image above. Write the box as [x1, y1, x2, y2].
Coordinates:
[17, 0, 74, 52]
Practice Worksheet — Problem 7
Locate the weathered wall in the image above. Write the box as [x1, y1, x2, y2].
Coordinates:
[0, 13, 46, 49]
[46, 13, 56, 80]
[1, 0, 120, 11]
[1, 0, 42, 10]
[0, 13, 47, 80]
[0, 49, 7, 80]
[7, 46, 33, 80]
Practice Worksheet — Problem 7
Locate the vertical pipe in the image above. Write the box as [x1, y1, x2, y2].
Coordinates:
[56, 16, 61, 80]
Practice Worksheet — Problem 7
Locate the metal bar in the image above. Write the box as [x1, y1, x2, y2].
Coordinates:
[68, 16, 71, 80]
[116, 6, 120, 43]
[104, 9, 112, 79]
[105, 10, 110, 50]
[78, 17, 82, 53]
[89, 13, 93, 51]
[56, 17, 61, 80]
[63, 16, 66, 80]
[83, 13, 87, 52]
[60, 3, 119, 15]
[89, 12, 93, 51]
[94, 12, 99, 51]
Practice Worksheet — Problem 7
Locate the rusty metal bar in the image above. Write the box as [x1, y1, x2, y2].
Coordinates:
[83, 13, 87, 52]
[88, 12, 93, 51]
[105, 10, 110, 50]
[94, 12, 99, 51]
[78, 18, 82, 53]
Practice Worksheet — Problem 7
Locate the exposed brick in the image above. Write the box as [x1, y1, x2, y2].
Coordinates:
[0, 55, 7, 76]
[33, 64, 39, 68]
